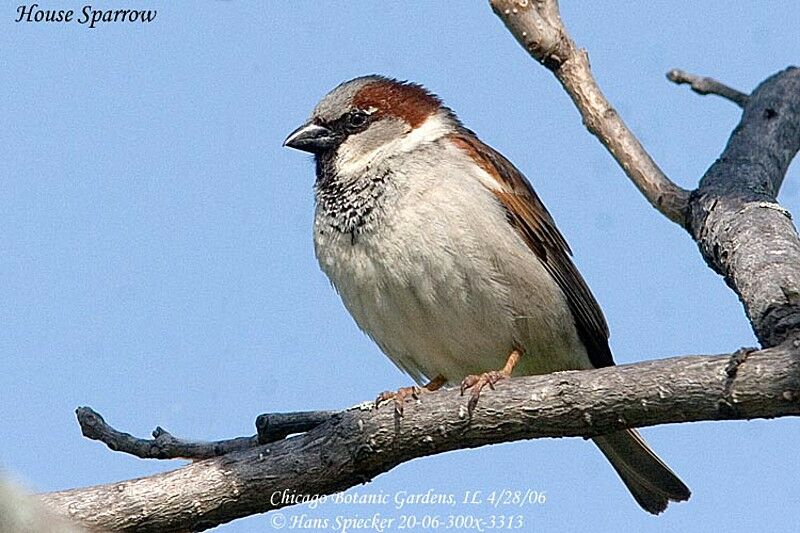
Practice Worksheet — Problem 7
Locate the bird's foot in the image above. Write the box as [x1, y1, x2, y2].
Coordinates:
[460, 370, 509, 415]
[460, 349, 522, 416]
[376, 375, 446, 416]
[375, 386, 422, 417]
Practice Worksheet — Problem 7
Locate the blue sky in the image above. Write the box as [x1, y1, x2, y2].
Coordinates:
[2, 1, 799, 531]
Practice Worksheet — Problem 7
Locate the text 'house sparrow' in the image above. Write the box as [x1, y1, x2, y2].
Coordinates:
[284, 76, 690, 514]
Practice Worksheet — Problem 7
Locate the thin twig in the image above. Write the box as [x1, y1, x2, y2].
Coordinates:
[490, 0, 691, 227]
[667, 69, 749, 107]
[76, 406, 339, 460]
[77, 407, 258, 459]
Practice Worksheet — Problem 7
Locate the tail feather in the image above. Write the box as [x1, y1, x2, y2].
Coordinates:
[592, 429, 690, 514]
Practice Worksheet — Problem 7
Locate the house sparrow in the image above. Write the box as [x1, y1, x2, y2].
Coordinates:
[284, 76, 690, 514]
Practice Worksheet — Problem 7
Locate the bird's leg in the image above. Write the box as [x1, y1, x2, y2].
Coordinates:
[376, 374, 447, 416]
[460, 349, 522, 416]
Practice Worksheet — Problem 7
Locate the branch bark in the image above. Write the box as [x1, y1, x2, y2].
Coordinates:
[41, 342, 800, 532]
[688, 67, 800, 347]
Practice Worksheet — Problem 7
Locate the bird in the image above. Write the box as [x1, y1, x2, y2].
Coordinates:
[284, 75, 690, 514]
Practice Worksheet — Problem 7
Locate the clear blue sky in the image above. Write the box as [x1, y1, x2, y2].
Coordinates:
[2, 2, 799, 531]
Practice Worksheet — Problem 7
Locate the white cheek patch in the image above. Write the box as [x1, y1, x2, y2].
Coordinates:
[393, 112, 451, 153]
[335, 111, 451, 177]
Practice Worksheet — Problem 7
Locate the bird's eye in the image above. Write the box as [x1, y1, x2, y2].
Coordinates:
[346, 110, 369, 129]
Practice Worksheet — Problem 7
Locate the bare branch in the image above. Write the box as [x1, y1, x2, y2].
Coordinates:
[42, 343, 800, 532]
[666, 69, 749, 107]
[77, 407, 259, 460]
[77, 407, 339, 460]
[689, 67, 800, 347]
[490, 0, 691, 226]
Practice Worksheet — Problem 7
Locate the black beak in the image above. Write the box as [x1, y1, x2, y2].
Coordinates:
[283, 123, 338, 153]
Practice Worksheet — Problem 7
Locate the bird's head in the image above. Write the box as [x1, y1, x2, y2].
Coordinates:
[284, 76, 458, 175]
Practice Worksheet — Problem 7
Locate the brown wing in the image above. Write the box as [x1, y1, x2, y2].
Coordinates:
[450, 132, 614, 369]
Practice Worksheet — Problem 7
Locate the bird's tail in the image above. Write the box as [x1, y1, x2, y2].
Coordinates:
[592, 429, 690, 514]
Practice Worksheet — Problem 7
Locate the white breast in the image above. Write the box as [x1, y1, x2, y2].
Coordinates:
[314, 128, 591, 384]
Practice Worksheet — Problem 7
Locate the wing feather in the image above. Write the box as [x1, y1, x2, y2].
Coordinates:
[450, 132, 614, 368]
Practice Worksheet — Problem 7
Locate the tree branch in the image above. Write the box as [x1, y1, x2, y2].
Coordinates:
[76, 407, 259, 460]
[666, 69, 749, 107]
[40, 342, 800, 532]
[75, 407, 339, 460]
[689, 67, 800, 347]
[490, 0, 691, 226]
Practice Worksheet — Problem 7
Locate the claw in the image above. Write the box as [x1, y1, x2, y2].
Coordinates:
[375, 386, 422, 417]
[461, 371, 506, 416]
[394, 395, 405, 417]
[374, 376, 446, 418]
[460, 375, 480, 396]
[375, 390, 394, 408]
[459, 350, 523, 416]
